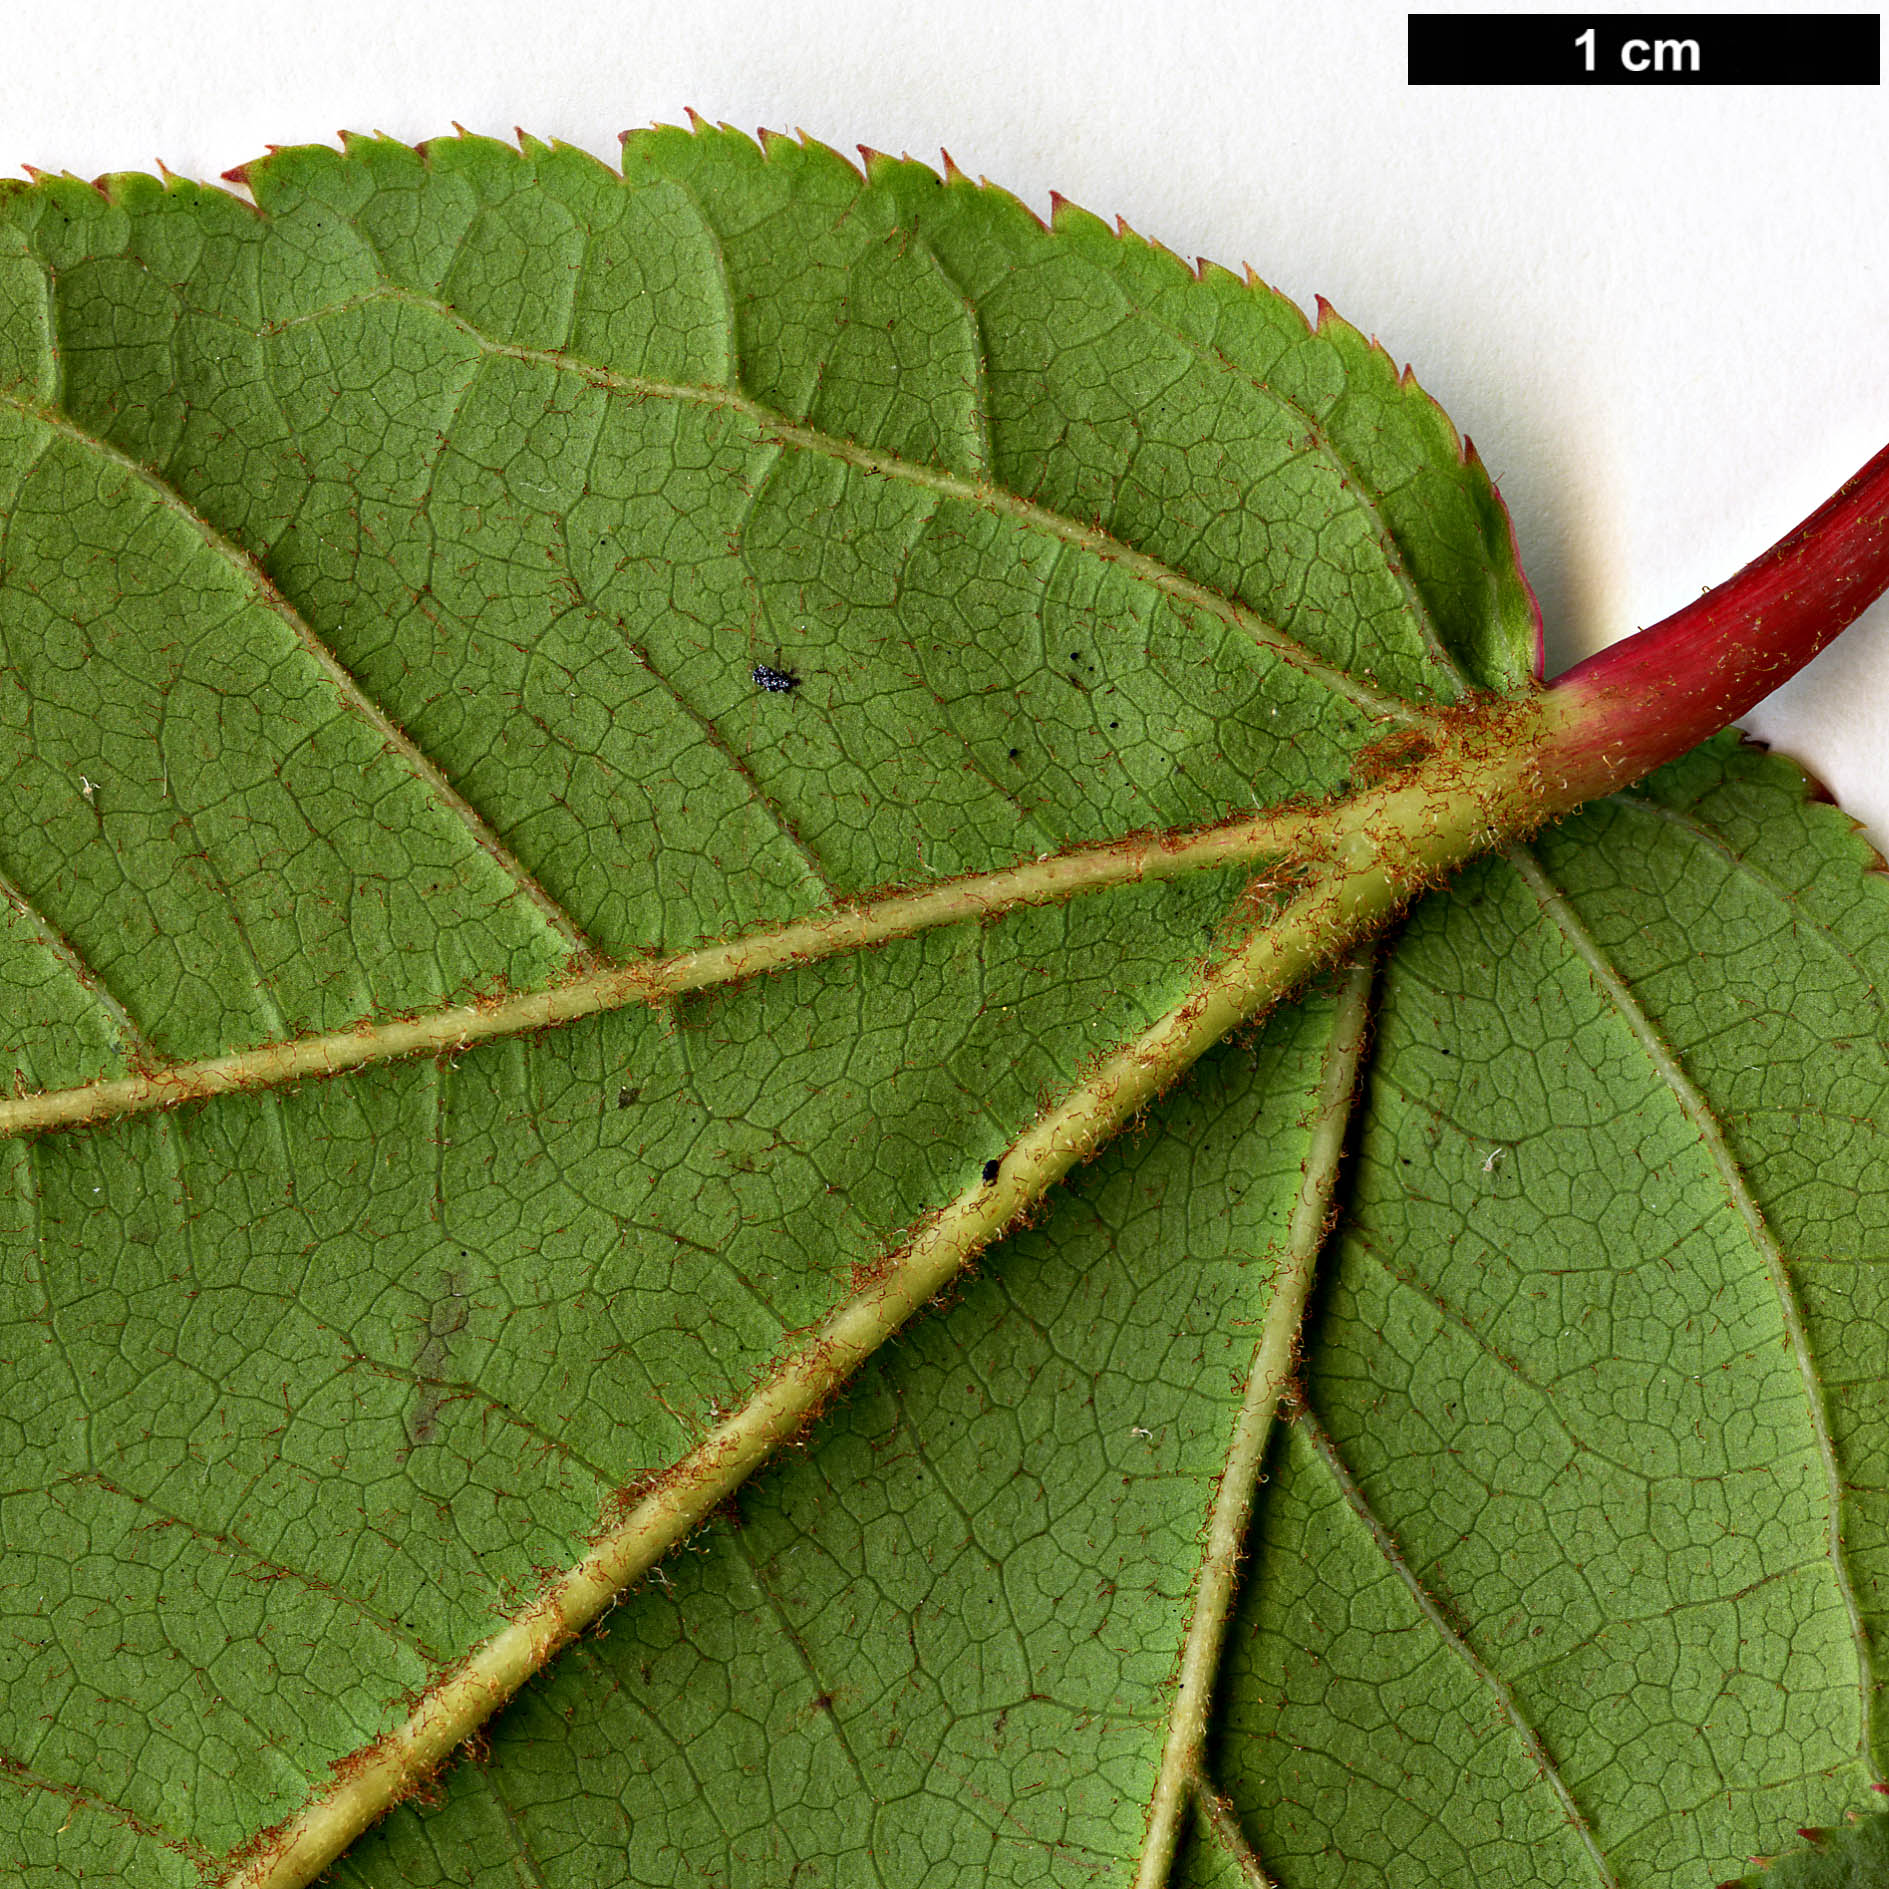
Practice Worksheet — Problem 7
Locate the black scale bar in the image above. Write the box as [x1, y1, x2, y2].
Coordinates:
[1409, 13, 1879, 83]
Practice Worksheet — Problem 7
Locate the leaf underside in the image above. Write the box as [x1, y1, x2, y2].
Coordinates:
[1733, 1806, 1889, 1888]
[0, 126, 1883, 1889]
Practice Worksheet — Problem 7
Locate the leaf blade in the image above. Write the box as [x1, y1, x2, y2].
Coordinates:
[2, 126, 1881, 1889]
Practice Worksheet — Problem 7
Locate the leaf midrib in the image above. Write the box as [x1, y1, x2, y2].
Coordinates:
[220, 843, 1390, 1889]
[6, 144, 1864, 1889]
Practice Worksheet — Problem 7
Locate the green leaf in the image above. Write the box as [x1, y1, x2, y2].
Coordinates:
[0, 127, 1880, 1889]
[1730, 1808, 1889, 1888]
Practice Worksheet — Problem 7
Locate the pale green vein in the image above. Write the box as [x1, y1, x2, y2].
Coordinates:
[1147, 304, 1463, 697]
[1505, 839, 1881, 1790]
[0, 857, 150, 1064]
[1295, 1398, 1620, 1888]
[205, 620, 1552, 1886]
[219, 839, 1400, 1889]
[0, 1758, 210, 1866]
[1133, 955, 1375, 1889]
[1192, 1774, 1274, 1888]
[276, 283, 1429, 729]
[1612, 792, 1889, 1029]
[0, 798, 1323, 1139]
[0, 388, 598, 960]
[70, 1471, 437, 1660]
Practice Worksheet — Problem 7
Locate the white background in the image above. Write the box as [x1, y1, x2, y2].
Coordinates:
[5, 0, 1885, 838]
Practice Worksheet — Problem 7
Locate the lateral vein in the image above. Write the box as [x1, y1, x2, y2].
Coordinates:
[0, 803, 1320, 1139]
[1192, 1771, 1275, 1888]
[282, 284, 1430, 729]
[1132, 955, 1375, 1889]
[212, 678, 1553, 1889]
[214, 830, 1410, 1889]
[1611, 794, 1889, 1033]
[0, 858, 152, 1065]
[1297, 1399, 1621, 1889]
[0, 1754, 211, 1862]
[1151, 313, 1462, 698]
[0, 388, 599, 960]
[1506, 840, 1881, 1786]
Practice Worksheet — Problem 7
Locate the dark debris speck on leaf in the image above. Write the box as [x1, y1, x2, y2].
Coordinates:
[752, 663, 798, 693]
[982, 1159, 1001, 1184]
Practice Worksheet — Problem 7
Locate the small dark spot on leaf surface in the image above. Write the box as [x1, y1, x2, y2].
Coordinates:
[752, 663, 798, 693]
[982, 1159, 1001, 1184]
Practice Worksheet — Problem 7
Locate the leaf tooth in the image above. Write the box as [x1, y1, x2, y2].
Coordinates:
[962, 169, 1047, 232]
[1046, 188, 1083, 230]
[1243, 260, 1315, 334]
[756, 124, 871, 197]
[437, 125, 517, 166]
